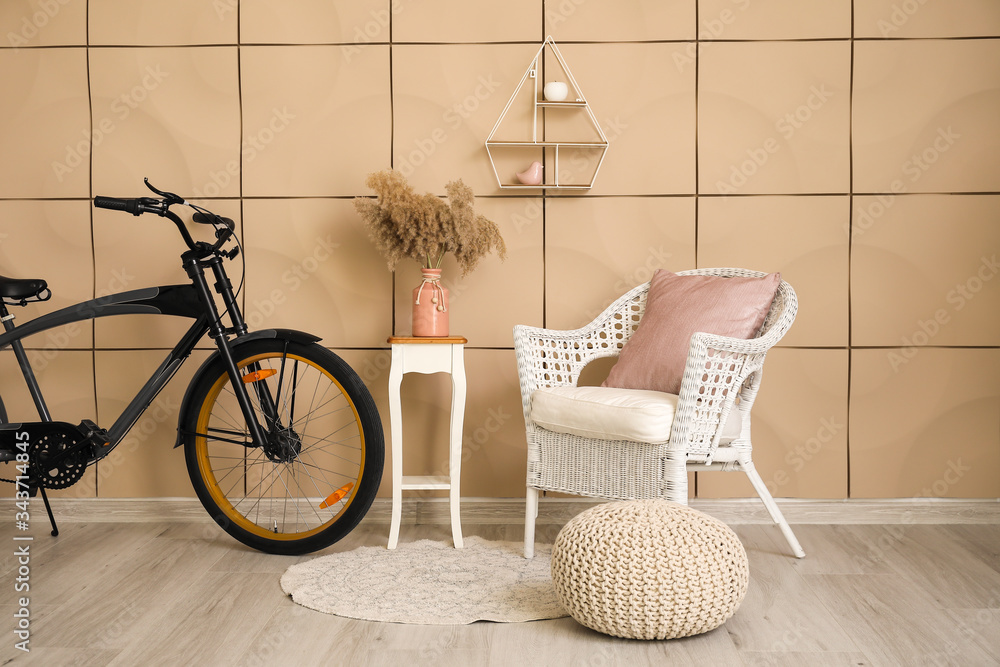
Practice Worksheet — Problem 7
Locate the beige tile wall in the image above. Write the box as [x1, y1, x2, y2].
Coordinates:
[1, 1, 998, 499]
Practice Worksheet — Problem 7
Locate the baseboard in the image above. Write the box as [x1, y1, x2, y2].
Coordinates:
[37, 496, 1000, 525]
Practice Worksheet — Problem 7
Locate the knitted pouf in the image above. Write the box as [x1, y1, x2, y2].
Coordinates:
[550, 499, 749, 640]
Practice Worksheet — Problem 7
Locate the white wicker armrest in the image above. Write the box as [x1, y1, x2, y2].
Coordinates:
[667, 279, 797, 462]
[512, 323, 617, 423]
[668, 334, 753, 458]
[513, 282, 651, 422]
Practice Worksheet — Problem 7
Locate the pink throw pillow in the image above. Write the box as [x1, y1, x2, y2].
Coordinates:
[603, 270, 780, 395]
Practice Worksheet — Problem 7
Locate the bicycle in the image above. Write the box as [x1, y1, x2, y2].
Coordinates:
[0, 179, 384, 555]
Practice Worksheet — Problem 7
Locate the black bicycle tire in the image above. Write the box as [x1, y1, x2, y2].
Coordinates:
[182, 339, 384, 555]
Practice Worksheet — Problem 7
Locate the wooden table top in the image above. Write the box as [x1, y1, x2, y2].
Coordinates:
[387, 336, 468, 345]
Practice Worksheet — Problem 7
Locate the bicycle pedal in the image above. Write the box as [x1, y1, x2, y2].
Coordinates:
[76, 419, 110, 447]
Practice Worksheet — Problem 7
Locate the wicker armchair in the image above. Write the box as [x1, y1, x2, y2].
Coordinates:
[514, 268, 804, 558]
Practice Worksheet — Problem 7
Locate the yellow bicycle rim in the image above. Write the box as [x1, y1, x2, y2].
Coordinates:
[194, 352, 366, 541]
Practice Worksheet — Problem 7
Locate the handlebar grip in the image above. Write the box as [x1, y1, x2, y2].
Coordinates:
[94, 196, 142, 216]
[192, 211, 236, 231]
[94, 196, 128, 211]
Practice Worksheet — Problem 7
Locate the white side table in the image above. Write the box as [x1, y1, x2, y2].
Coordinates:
[387, 336, 467, 549]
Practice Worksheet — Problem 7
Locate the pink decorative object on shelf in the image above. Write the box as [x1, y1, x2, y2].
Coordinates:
[516, 161, 543, 185]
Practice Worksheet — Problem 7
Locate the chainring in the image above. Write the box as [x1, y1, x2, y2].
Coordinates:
[30, 432, 88, 489]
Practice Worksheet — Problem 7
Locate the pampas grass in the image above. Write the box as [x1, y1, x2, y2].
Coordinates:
[355, 170, 507, 275]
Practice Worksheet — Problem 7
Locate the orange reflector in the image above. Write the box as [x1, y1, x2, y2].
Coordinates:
[319, 483, 354, 509]
[242, 368, 277, 384]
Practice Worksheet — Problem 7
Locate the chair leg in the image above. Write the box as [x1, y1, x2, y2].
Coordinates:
[664, 448, 689, 505]
[743, 461, 806, 558]
[524, 487, 538, 559]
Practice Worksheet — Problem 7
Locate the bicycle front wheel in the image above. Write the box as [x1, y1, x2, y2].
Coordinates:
[183, 339, 384, 555]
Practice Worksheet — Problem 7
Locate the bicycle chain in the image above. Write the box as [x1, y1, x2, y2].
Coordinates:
[0, 455, 28, 485]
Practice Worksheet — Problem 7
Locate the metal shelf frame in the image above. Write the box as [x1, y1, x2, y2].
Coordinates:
[485, 36, 609, 190]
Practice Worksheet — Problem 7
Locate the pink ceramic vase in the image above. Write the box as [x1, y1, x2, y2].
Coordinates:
[412, 268, 449, 336]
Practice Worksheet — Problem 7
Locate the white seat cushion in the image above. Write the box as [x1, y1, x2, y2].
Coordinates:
[530, 386, 741, 445]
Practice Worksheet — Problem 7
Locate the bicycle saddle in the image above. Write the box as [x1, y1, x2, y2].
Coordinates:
[0, 274, 49, 301]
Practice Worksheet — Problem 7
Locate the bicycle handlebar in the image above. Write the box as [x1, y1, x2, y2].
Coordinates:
[93, 179, 235, 256]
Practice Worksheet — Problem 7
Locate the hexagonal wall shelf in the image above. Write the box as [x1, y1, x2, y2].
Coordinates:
[485, 36, 608, 190]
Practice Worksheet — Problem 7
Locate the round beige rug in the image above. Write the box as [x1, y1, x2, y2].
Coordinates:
[280, 537, 567, 624]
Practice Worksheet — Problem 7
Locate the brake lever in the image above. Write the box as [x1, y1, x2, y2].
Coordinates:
[143, 177, 184, 204]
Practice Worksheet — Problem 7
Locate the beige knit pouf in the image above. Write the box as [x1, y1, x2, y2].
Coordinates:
[550, 499, 749, 640]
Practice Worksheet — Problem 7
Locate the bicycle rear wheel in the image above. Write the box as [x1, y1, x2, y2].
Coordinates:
[182, 339, 384, 555]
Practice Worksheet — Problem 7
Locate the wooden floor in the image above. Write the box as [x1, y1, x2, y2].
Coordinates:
[1, 512, 998, 666]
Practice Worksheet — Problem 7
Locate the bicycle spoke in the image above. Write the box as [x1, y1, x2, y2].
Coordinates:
[276, 359, 299, 425]
[284, 464, 328, 526]
[289, 393, 348, 430]
[297, 368, 325, 446]
[254, 466, 310, 531]
[245, 463, 281, 529]
[272, 352, 288, 427]
[216, 387, 249, 432]
[219, 448, 265, 498]
[239, 458, 279, 510]
[298, 429, 361, 444]
[293, 457, 358, 482]
[296, 448, 363, 472]
[290, 360, 299, 428]
[289, 439, 361, 459]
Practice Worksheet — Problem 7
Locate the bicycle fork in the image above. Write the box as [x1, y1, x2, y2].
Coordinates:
[182, 251, 279, 449]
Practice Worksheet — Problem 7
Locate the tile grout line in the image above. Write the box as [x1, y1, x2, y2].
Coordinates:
[237, 0, 247, 318]
[85, 2, 99, 499]
[237, 3, 243, 204]
[540, 10, 547, 331]
[4, 35, 997, 51]
[389, 5, 396, 337]
[4, 191, 1000, 202]
[693, 0, 700, 271]
[17, 344, 1000, 353]
[846, 0, 855, 500]
[693, 0, 700, 500]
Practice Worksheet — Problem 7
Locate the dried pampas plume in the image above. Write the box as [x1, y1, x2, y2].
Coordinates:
[354, 170, 507, 276]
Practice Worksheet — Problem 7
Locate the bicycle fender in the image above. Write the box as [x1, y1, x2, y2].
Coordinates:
[173, 328, 322, 448]
[232, 328, 321, 346]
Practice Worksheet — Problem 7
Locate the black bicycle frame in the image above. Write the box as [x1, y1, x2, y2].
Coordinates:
[0, 251, 267, 458]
